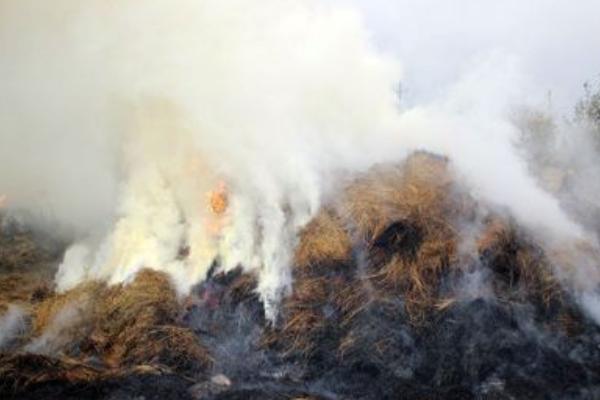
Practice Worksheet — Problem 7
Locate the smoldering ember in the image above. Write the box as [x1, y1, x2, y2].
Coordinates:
[2, 1, 600, 400]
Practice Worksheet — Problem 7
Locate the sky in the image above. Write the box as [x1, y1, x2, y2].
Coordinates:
[327, 0, 600, 113]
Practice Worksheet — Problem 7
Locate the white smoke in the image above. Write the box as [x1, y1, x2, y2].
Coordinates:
[0, 0, 402, 321]
[25, 302, 88, 355]
[0, 305, 28, 350]
[0, 0, 597, 321]
[396, 54, 585, 241]
[334, 0, 600, 112]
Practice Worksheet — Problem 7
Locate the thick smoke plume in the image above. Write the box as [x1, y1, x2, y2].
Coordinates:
[0, 0, 597, 321]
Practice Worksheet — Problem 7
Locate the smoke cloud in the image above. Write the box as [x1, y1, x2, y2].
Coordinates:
[0, 305, 28, 350]
[0, 0, 598, 321]
[334, 0, 600, 111]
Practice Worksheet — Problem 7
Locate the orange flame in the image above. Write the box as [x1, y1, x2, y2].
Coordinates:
[206, 181, 229, 236]
[209, 181, 228, 215]
[0, 194, 7, 209]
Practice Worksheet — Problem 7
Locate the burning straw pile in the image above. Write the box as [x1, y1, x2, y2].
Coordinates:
[263, 152, 600, 398]
[0, 265, 211, 399]
[270, 153, 560, 352]
[1, 152, 600, 399]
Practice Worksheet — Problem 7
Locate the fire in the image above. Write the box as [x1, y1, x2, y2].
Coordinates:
[0, 194, 7, 208]
[209, 181, 228, 215]
[206, 181, 229, 236]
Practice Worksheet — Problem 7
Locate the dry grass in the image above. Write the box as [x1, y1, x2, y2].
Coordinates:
[1, 268, 212, 381]
[0, 232, 49, 273]
[0, 353, 173, 394]
[87, 269, 211, 373]
[32, 281, 105, 337]
[0, 221, 57, 315]
[0, 274, 51, 314]
[269, 207, 355, 357]
[264, 275, 332, 356]
[477, 218, 562, 307]
[0, 226, 54, 305]
[272, 152, 466, 356]
[340, 152, 466, 323]
[225, 272, 259, 304]
[110, 325, 212, 373]
[294, 208, 353, 273]
[20, 281, 107, 356]
[273, 151, 567, 359]
[94, 269, 179, 340]
[339, 152, 459, 241]
[0, 354, 104, 391]
[264, 272, 354, 357]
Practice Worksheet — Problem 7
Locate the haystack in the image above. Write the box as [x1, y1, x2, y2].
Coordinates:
[2, 152, 598, 399]
[271, 152, 567, 363]
[88, 269, 212, 374]
[3, 267, 211, 395]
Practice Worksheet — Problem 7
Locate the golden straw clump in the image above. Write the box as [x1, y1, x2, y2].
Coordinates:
[89, 269, 212, 373]
[294, 208, 353, 272]
[340, 152, 465, 322]
[32, 281, 105, 338]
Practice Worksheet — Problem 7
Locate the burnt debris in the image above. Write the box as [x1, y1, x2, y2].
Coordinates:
[1, 153, 600, 399]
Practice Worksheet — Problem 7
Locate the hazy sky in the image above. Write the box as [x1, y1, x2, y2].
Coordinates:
[328, 0, 600, 113]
